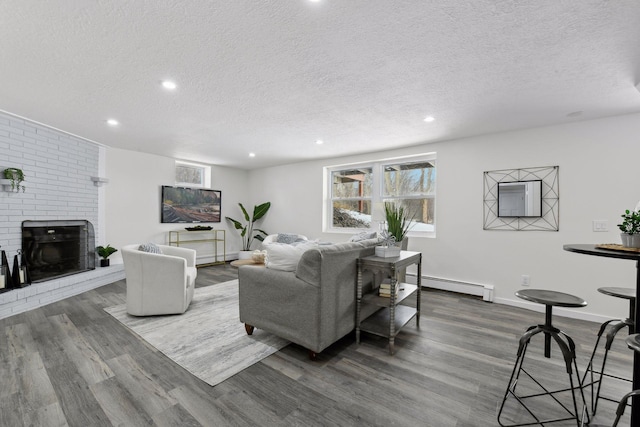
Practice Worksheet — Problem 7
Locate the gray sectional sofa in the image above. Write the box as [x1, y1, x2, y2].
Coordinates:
[238, 238, 379, 358]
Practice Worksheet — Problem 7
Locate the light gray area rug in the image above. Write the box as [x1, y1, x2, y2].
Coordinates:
[104, 279, 289, 386]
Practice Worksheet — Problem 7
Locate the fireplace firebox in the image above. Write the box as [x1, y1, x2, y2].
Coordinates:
[22, 220, 95, 282]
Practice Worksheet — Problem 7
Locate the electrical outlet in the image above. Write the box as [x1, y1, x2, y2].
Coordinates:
[592, 220, 609, 232]
[521, 275, 530, 286]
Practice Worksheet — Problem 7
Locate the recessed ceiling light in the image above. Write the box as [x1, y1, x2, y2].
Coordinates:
[162, 80, 177, 90]
[316, 139, 324, 145]
[423, 116, 435, 123]
[106, 119, 119, 126]
[249, 152, 256, 158]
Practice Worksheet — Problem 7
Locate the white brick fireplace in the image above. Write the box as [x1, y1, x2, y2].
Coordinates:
[0, 110, 124, 319]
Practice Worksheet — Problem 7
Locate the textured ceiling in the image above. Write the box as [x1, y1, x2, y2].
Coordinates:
[2, 0, 640, 169]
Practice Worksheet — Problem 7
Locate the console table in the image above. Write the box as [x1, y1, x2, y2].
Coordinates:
[168, 229, 226, 266]
[356, 250, 422, 354]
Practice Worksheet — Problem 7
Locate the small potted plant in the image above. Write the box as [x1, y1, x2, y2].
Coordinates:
[617, 209, 640, 248]
[225, 202, 271, 259]
[96, 244, 118, 267]
[2, 167, 25, 192]
[375, 202, 414, 257]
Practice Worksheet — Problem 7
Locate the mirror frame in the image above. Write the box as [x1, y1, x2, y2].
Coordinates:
[483, 166, 559, 231]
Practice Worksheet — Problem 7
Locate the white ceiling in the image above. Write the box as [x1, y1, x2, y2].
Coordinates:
[2, 1, 640, 170]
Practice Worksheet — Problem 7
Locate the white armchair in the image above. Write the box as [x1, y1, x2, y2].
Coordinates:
[121, 244, 197, 316]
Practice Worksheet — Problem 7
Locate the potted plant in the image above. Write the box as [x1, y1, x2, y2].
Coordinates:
[2, 167, 25, 192]
[226, 202, 271, 259]
[96, 244, 118, 267]
[376, 202, 414, 257]
[617, 209, 640, 248]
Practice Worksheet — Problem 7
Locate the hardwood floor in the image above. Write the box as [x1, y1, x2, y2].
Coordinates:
[0, 263, 634, 426]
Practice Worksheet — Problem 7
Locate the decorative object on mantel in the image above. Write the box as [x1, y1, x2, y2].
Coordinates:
[185, 225, 213, 231]
[225, 201, 271, 259]
[0, 246, 12, 292]
[96, 244, 118, 267]
[617, 208, 640, 248]
[2, 167, 25, 192]
[90, 176, 109, 187]
[12, 249, 30, 288]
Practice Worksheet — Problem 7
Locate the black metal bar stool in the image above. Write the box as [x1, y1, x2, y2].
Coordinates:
[611, 334, 640, 426]
[582, 287, 635, 415]
[497, 289, 589, 427]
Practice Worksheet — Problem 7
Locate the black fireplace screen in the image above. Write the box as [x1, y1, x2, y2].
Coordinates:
[22, 220, 95, 282]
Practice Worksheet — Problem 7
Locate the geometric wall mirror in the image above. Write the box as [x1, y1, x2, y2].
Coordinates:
[483, 165, 559, 231]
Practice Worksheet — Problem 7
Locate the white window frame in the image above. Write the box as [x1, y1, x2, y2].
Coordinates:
[323, 152, 436, 238]
[175, 160, 211, 188]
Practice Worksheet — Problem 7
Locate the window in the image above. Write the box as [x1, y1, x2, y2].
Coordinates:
[325, 153, 436, 236]
[175, 160, 211, 188]
[330, 167, 373, 228]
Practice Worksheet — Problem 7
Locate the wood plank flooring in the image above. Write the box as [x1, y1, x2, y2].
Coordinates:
[0, 263, 634, 426]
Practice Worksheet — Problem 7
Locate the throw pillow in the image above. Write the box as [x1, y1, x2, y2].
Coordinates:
[265, 241, 318, 271]
[276, 233, 300, 244]
[138, 243, 163, 254]
[348, 231, 377, 242]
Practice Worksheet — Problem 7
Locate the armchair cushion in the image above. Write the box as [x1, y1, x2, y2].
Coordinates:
[138, 242, 163, 253]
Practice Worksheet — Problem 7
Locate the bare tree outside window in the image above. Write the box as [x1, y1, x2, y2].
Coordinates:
[176, 164, 204, 185]
[383, 161, 436, 230]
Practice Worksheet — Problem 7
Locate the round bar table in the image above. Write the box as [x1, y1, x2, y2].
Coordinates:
[563, 244, 640, 425]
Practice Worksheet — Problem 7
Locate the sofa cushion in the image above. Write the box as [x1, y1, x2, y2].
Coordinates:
[138, 242, 163, 254]
[276, 233, 305, 244]
[266, 241, 319, 271]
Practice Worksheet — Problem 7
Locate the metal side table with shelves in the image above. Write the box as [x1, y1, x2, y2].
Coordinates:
[168, 229, 226, 267]
[356, 250, 422, 355]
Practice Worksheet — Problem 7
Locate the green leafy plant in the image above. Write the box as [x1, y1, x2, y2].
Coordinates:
[96, 244, 118, 260]
[384, 202, 414, 243]
[618, 209, 640, 235]
[225, 202, 271, 251]
[3, 167, 25, 192]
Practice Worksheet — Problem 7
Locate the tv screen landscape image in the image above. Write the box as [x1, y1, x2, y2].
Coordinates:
[161, 186, 221, 223]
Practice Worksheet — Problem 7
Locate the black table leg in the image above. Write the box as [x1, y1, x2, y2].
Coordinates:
[632, 260, 640, 426]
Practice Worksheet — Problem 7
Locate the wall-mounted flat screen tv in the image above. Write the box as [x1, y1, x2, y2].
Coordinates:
[161, 186, 221, 223]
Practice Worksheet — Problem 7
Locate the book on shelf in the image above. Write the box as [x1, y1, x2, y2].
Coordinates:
[379, 286, 399, 297]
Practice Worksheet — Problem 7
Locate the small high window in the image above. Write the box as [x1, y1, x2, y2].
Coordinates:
[175, 161, 211, 188]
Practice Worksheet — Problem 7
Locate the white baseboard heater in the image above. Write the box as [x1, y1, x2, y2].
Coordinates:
[406, 273, 495, 302]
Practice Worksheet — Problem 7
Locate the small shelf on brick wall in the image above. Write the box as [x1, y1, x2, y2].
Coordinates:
[0, 179, 14, 191]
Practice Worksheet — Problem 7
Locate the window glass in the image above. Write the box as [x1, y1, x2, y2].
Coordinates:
[325, 154, 436, 235]
[330, 167, 372, 228]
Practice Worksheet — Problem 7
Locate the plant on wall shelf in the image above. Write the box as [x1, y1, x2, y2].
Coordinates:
[225, 202, 271, 251]
[3, 168, 25, 192]
[96, 244, 118, 267]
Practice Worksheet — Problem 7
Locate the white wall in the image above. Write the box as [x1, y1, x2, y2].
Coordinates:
[105, 147, 249, 262]
[248, 112, 640, 320]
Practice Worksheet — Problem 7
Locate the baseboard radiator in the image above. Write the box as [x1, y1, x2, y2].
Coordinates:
[405, 273, 495, 302]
